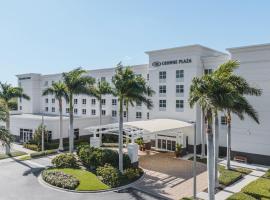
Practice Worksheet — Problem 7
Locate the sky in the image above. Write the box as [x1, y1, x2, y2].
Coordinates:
[0, 0, 270, 85]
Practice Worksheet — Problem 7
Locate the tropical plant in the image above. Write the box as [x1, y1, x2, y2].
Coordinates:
[32, 124, 50, 150]
[0, 82, 30, 154]
[90, 80, 112, 125]
[62, 68, 95, 152]
[0, 127, 13, 153]
[43, 81, 68, 151]
[112, 62, 154, 173]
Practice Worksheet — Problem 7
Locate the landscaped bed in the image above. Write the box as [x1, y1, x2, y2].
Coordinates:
[0, 150, 26, 160]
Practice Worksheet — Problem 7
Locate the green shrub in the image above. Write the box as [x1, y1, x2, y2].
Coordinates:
[219, 168, 242, 186]
[23, 143, 40, 151]
[42, 170, 79, 190]
[30, 151, 45, 158]
[96, 164, 120, 187]
[52, 153, 78, 169]
[123, 168, 142, 181]
[241, 177, 270, 199]
[263, 169, 270, 179]
[227, 192, 256, 200]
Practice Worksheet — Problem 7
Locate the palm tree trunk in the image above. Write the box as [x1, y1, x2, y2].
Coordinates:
[214, 113, 219, 188]
[207, 121, 215, 200]
[226, 112, 232, 170]
[201, 108, 205, 157]
[58, 99, 64, 151]
[5, 109, 11, 155]
[99, 97, 102, 125]
[69, 94, 74, 153]
[118, 98, 124, 173]
[126, 103, 129, 122]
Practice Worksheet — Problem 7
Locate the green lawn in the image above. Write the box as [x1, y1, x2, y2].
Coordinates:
[227, 192, 256, 200]
[48, 168, 110, 191]
[241, 177, 270, 199]
[0, 151, 26, 160]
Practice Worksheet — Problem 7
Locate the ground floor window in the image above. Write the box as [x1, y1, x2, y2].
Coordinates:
[74, 129, 79, 140]
[20, 129, 33, 143]
[157, 138, 176, 151]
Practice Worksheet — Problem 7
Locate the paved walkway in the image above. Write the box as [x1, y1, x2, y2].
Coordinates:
[134, 152, 208, 200]
[197, 160, 269, 200]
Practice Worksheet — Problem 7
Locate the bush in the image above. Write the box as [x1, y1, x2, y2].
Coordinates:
[29, 149, 58, 158]
[42, 170, 79, 190]
[96, 164, 121, 187]
[227, 192, 256, 200]
[52, 153, 79, 169]
[123, 168, 142, 181]
[263, 169, 270, 179]
[241, 177, 270, 199]
[23, 143, 40, 151]
[219, 167, 242, 186]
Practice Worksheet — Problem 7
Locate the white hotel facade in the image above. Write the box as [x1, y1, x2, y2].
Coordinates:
[11, 43, 270, 164]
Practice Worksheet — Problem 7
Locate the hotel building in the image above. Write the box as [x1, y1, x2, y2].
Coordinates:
[11, 43, 270, 165]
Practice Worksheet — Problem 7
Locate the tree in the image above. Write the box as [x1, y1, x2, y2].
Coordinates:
[212, 60, 261, 170]
[90, 80, 112, 125]
[112, 63, 154, 173]
[43, 81, 68, 151]
[32, 124, 50, 150]
[0, 127, 13, 153]
[62, 68, 95, 152]
[0, 82, 30, 154]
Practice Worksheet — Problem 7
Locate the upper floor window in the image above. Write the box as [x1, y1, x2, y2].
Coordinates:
[112, 99, 117, 106]
[176, 100, 184, 109]
[52, 98, 55, 104]
[82, 109, 86, 115]
[176, 70, 184, 79]
[147, 74, 149, 81]
[204, 69, 213, 75]
[52, 107, 55, 112]
[221, 116, 227, 125]
[136, 112, 142, 119]
[101, 99, 106, 105]
[74, 108, 78, 114]
[91, 109, 96, 115]
[159, 100, 166, 108]
[159, 71, 166, 80]
[101, 110, 106, 116]
[176, 85, 184, 94]
[82, 99, 87, 105]
[136, 100, 142, 107]
[44, 81, 49, 86]
[45, 107, 48, 112]
[66, 108, 70, 113]
[45, 98, 49, 103]
[112, 110, 117, 117]
[91, 99, 96, 105]
[159, 85, 166, 94]
[74, 99, 78, 104]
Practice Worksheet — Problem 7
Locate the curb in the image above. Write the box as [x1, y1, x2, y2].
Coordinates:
[38, 170, 145, 194]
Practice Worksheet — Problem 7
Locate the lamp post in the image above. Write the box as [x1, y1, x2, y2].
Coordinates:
[41, 112, 45, 152]
[192, 121, 197, 199]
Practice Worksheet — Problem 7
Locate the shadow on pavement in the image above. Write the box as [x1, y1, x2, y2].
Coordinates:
[11, 157, 44, 177]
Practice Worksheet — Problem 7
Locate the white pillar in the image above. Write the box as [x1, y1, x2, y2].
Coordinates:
[127, 143, 139, 163]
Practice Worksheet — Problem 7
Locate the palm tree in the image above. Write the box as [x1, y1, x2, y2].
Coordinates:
[0, 127, 13, 153]
[200, 108, 206, 157]
[213, 60, 262, 170]
[124, 98, 134, 122]
[42, 81, 68, 151]
[90, 80, 112, 125]
[62, 68, 95, 152]
[112, 63, 154, 173]
[0, 82, 30, 154]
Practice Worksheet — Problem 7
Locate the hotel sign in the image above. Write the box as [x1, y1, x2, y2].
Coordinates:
[152, 58, 192, 67]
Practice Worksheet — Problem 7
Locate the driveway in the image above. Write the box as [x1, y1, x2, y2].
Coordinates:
[134, 152, 208, 199]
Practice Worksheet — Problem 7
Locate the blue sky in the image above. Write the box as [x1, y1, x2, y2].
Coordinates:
[0, 0, 269, 85]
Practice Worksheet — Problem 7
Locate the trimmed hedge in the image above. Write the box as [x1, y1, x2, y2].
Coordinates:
[77, 146, 131, 170]
[30, 149, 58, 158]
[52, 153, 79, 169]
[42, 170, 79, 190]
[227, 192, 256, 200]
[241, 177, 270, 199]
[218, 166, 243, 186]
[23, 143, 40, 151]
[123, 167, 142, 181]
[96, 164, 121, 187]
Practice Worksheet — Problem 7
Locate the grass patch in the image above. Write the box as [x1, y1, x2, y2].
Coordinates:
[241, 177, 270, 199]
[47, 168, 110, 191]
[262, 169, 270, 179]
[227, 192, 256, 200]
[18, 155, 31, 161]
[0, 151, 26, 160]
[219, 166, 243, 186]
[188, 156, 207, 164]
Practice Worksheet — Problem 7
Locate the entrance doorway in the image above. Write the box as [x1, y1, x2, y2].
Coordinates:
[20, 129, 33, 143]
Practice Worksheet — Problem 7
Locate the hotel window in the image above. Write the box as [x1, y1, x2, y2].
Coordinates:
[45, 98, 48, 103]
[176, 85, 184, 94]
[74, 108, 78, 114]
[221, 116, 227, 125]
[74, 129, 79, 140]
[101, 77, 106, 82]
[159, 71, 166, 80]
[112, 99, 117, 106]
[136, 100, 142, 107]
[176, 100, 184, 109]
[102, 110, 106, 116]
[82, 109, 86, 115]
[91, 99, 96, 105]
[112, 110, 117, 117]
[136, 112, 142, 119]
[44, 81, 48, 86]
[176, 70, 184, 78]
[52, 98, 55, 104]
[82, 99, 87, 105]
[147, 74, 149, 80]
[91, 109, 96, 115]
[123, 111, 127, 118]
[66, 108, 70, 113]
[204, 69, 213, 75]
[52, 107, 55, 112]
[159, 85, 166, 94]
[101, 99, 106, 105]
[20, 106, 22, 110]
[45, 107, 49, 112]
[159, 100, 166, 108]
[74, 99, 78, 104]
[147, 112, 150, 119]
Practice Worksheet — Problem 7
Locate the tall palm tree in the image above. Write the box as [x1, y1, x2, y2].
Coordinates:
[42, 81, 68, 151]
[112, 63, 154, 173]
[0, 127, 13, 153]
[0, 82, 30, 154]
[213, 60, 262, 169]
[124, 98, 134, 122]
[62, 68, 95, 152]
[90, 80, 112, 125]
